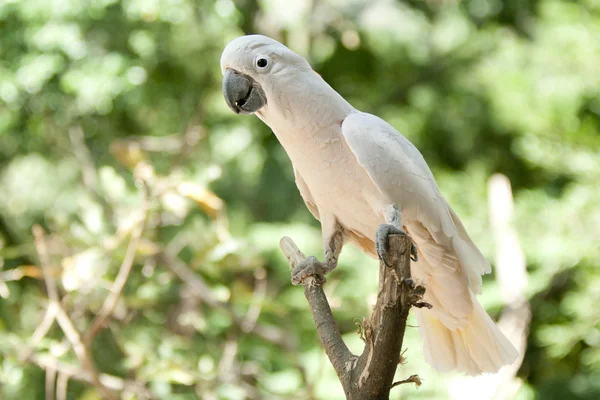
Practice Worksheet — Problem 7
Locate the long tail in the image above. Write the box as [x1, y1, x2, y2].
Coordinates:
[415, 292, 518, 375]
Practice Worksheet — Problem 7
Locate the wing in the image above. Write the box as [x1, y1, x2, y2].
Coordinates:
[341, 112, 456, 239]
[294, 168, 320, 221]
[341, 112, 489, 300]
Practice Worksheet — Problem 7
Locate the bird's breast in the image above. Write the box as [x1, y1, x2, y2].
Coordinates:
[272, 123, 386, 240]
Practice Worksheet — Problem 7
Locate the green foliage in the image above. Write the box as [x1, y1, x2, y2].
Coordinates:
[0, 0, 599, 399]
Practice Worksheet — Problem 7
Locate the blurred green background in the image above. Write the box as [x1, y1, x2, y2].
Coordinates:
[0, 0, 599, 399]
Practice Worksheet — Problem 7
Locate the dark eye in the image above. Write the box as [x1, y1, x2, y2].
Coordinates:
[256, 58, 269, 68]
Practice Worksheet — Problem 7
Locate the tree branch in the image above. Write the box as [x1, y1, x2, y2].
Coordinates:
[56, 371, 70, 400]
[45, 361, 56, 400]
[33, 225, 59, 303]
[280, 234, 426, 400]
[280, 237, 354, 383]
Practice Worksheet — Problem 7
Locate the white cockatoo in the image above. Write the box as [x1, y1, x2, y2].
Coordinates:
[221, 35, 518, 375]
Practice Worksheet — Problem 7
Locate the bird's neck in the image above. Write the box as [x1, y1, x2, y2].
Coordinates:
[256, 71, 355, 162]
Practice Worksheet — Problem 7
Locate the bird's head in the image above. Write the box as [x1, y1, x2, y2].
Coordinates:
[220, 35, 311, 115]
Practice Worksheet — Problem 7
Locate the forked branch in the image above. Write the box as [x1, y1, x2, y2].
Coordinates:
[280, 234, 428, 400]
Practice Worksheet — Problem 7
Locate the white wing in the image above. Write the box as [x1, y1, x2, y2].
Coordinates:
[342, 112, 456, 239]
[341, 112, 491, 328]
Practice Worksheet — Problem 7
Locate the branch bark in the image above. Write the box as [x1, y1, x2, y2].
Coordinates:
[280, 234, 426, 400]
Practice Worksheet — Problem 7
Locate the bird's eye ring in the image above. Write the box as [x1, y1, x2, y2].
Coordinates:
[256, 58, 269, 69]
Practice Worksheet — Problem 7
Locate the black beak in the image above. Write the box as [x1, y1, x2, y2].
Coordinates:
[222, 69, 267, 115]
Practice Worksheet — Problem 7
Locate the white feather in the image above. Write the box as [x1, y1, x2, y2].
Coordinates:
[416, 292, 519, 375]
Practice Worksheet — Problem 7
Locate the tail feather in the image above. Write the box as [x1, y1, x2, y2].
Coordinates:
[416, 292, 519, 375]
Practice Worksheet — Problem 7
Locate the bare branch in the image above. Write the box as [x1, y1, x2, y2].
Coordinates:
[217, 336, 239, 383]
[52, 305, 108, 400]
[20, 303, 57, 362]
[280, 234, 424, 400]
[56, 371, 70, 400]
[279, 237, 354, 387]
[45, 362, 56, 400]
[241, 268, 268, 333]
[33, 226, 59, 303]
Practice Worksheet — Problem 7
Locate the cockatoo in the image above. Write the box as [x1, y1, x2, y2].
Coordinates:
[221, 35, 518, 375]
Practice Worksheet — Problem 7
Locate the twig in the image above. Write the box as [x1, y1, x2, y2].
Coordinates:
[33, 226, 59, 303]
[241, 268, 268, 333]
[45, 362, 56, 400]
[20, 302, 57, 362]
[391, 374, 422, 388]
[217, 336, 239, 383]
[56, 371, 70, 400]
[52, 304, 105, 399]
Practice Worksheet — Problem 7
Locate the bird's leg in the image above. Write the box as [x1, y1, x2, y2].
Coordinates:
[291, 218, 343, 286]
[376, 204, 418, 266]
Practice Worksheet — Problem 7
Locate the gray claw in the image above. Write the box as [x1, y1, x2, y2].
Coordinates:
[376, 224, 406, 267]
[376, 224, 418, 266]
[291, 256, 327, 285]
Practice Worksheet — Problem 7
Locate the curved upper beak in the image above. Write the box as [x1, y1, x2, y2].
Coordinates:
[222, 69, 267, 115]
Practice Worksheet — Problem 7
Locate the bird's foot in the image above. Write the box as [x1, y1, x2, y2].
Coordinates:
[376, 224, 418, 266]
[291, 256, 329, 286]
